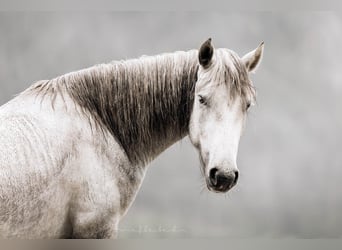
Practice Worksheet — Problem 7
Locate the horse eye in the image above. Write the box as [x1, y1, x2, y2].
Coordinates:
[246, 102, 251, 110]
[198, 95, 207, 105]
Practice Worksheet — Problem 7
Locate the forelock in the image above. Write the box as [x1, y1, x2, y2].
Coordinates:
[200, 48, 256, 108]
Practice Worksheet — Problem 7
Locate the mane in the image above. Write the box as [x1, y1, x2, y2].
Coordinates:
[226, 49, 256, 107]
[211, 49, 256, 108]
[26, 50, 199, 165]
[24, 48, 255, 165]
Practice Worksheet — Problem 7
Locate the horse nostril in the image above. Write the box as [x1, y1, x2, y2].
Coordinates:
[209, 167, 219, 186]
[233, 171, 239, 184]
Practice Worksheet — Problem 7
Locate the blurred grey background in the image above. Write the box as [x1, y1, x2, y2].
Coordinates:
[1, 12, 342, 238]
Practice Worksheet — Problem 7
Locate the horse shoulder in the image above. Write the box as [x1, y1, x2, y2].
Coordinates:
[0, 95, 82, 237]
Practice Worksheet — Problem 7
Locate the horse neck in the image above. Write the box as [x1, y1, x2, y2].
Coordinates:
[63, 50, 199, 166]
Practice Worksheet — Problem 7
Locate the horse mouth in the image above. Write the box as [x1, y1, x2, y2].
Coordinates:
[206, 177, 237, 193]
[206, 182, 233, 193]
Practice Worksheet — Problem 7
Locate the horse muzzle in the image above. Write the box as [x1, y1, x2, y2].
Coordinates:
[207, 168, 239, 193]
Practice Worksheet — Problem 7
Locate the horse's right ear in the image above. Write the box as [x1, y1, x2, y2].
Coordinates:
[199, 38, 214, 68]
[242, 42, 264, 73]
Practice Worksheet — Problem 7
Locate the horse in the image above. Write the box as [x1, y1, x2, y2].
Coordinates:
[0, 38, 264, 238]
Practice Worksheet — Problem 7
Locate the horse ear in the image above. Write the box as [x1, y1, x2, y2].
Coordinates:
[242, 42, 264, 73]
[199, 38, 214, 68]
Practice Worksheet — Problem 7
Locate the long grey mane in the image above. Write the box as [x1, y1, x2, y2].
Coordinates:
[25, 49, 254, 165]
[27, 50, 199, 165]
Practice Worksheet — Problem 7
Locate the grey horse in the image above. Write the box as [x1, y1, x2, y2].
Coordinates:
[0, 38, 263, 238]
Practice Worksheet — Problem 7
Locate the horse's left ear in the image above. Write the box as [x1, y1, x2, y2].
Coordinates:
[199, 38, 214, 68]
[242, 42, 264, 73]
